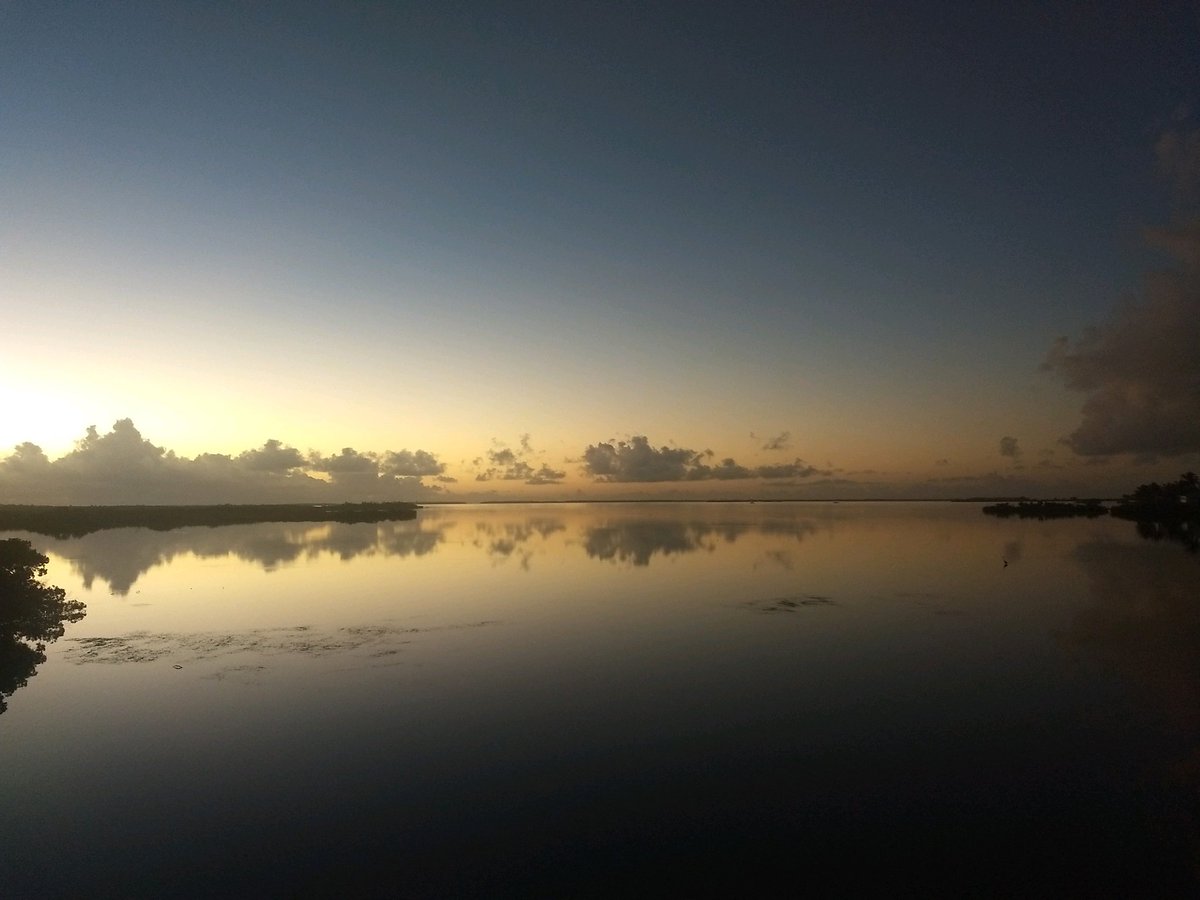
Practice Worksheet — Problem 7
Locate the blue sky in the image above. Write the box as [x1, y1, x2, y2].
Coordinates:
[2, 1, 1197, 501]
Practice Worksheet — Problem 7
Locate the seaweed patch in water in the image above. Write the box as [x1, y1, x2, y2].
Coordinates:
[746, 594, 837, 613]
[63, 620, 500, 666]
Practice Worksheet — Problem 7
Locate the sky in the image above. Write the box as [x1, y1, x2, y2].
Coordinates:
[2, 1, 1198, 503]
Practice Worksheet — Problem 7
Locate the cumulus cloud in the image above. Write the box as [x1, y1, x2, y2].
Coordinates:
[526, 464, 567, 485]
[0, 420, 448, 504]
[380, 449, 445, 478]
[474, 437, 565, 485]
[1044, 128, 1200, 458]
[999, 436, 1022, 460]
[1043, 223, 1200, 457]
[3, 443, 50, 474]
[761, 431, 791, 451]
[583, 437, 700, 482]
[310, 448, 378, 474]
[581, 436, 826, 483]
[237, 438, 306, 473]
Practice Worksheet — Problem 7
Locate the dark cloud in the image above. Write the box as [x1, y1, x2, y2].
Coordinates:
[3, 443, 50, 474]
[999, 436, 1022, 460]
[237, 438, 306, 473]
[754, 460, 823, 480]
[380, 449, 445, 478]
[474, 437, 565, 485]
[526, 464, 566, 485]
[1043, 223, 1200, 457]
[761, 431, 791, 451]
[1044, 130, 1200, 459]
[0, 421, 447, 504]
[581, 436, 826, 483]
[690, 458, 754, 480]
[310, 448, 378, 474]
[582, 437, 703, 482]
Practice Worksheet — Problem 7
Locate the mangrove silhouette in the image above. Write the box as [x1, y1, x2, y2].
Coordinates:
[0, 501, 419, 539]
[983, 474, 1199, 551]
[982, 500, 1108, 520]
[0, 538, 86, 714]
[1110, 473, 1199, 552]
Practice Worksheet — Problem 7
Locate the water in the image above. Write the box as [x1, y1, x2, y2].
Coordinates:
[2, 502, 1198, 896]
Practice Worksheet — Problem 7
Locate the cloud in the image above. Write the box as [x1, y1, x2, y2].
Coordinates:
[380, 449, 445, 478]
[761, 431, 791, 451]
[689, 458, 754, 480]
[474, 437, 565, 485]
[581, 436, 827, 483]
[1044, 129, 1200, 459]
[754, 460, 823, 480]
[237, 438, 306, 473]
[999, 436, 1022, 459]
[1043, 222, 1200, 457]
[2, 443, 50, 474]
[526, 464, 567, 485]
[582, 437, 703, 482]
[0, 420, 448, 504]
[310, 448, 378, 474]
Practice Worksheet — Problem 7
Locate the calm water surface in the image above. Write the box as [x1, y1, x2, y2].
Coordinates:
[2, 502, 1198, 896]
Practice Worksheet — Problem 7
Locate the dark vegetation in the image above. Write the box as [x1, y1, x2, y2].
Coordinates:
[982, 500, 1108, 520]
[0, 501, 419, 538]
[984, 473, 1199, 551]
[1110, 472, 1199, 551]
[0, 538, 85, 714]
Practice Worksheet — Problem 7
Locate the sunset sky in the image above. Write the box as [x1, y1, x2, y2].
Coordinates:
[3, 2, 1198, 502]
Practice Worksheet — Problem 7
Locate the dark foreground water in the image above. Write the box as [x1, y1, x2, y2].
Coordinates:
[2, 502, 1198, 897]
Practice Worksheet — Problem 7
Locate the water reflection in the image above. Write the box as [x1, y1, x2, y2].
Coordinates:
[1068, 538, 1200, 755]
[580, 509, 819, 566]
[0, 539, 85, 714]
[7, 503, 839, 593]
[471, 517, 567, 569]
[1134, 517, 1199, 553]
[64, 620, 498, 669]
[3, 503, 1200, 894]
[21, 519, 452, 595]
[1067, 538, 1200, 875]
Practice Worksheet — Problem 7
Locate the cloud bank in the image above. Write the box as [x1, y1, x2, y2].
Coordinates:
[0, 420, 448, 505]
[1043, 220, 1200, 458]
[581, 436, 826, 483]
[1044, 126, 1200, 459]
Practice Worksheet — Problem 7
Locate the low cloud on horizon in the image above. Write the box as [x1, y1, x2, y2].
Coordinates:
[581, 435, 828, 484]
[0, 420, 449, 505]
[2, 420, 1192, 506]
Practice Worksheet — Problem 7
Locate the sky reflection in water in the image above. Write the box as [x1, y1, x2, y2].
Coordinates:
[1, 502, 1198, 896]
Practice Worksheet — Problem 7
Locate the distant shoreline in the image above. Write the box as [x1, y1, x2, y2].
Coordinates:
[0, 502, 419, 538]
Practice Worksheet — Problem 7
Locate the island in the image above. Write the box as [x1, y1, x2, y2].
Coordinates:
[982, 473, 1198, 551]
